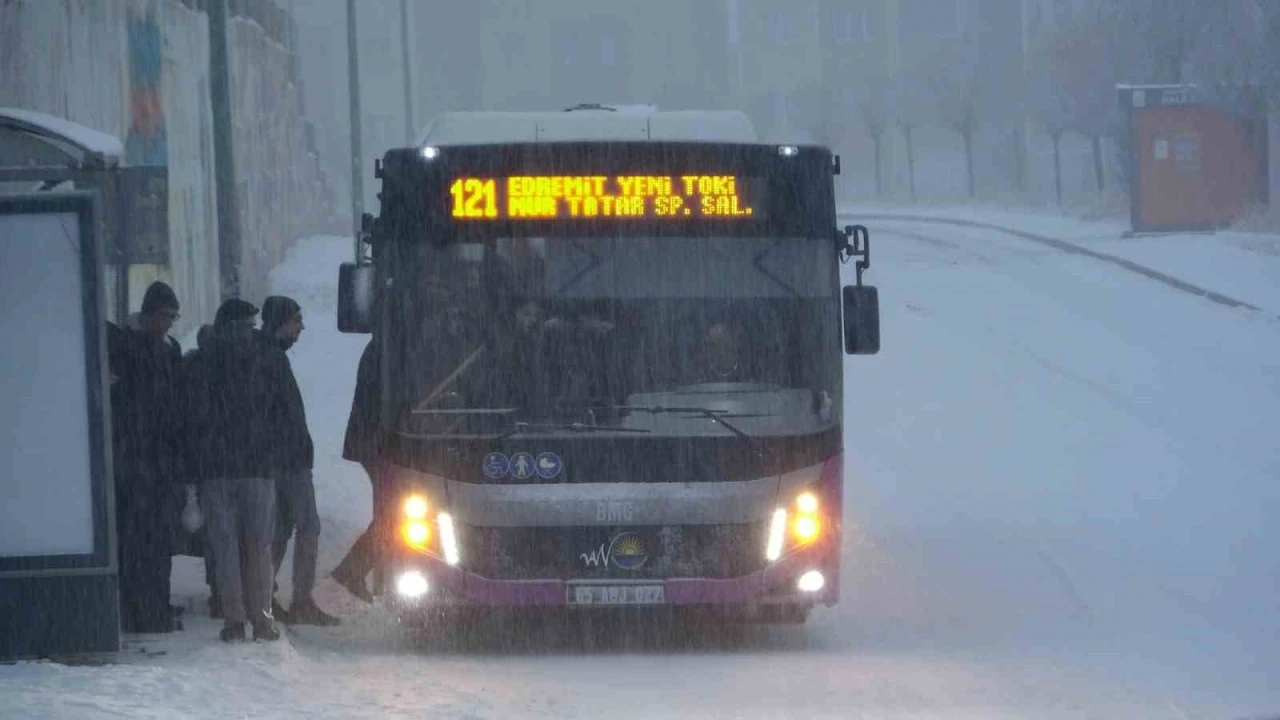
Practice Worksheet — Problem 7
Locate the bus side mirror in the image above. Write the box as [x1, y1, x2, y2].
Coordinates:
[338, 262, 374, 334]
[842, 285, 880, 355]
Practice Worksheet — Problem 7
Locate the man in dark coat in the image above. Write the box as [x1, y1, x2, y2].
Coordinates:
[331, 337, 383, 602]
[181, 324, 229, 617]
[109, 281, 184, 634]
[185, 299, 299, 642]
[259, 296, 339, 626]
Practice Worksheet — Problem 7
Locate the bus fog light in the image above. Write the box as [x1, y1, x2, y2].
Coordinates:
[797, 570, 825, 593]
[396, 571, 429, 598]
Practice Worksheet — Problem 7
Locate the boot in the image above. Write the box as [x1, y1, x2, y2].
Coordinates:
[285, 598, 341, 627]
[271, 597, 288, 622]
[332, 568, 373, 604]
[252, 620, 281, 642]
[219, 623, 246, 643]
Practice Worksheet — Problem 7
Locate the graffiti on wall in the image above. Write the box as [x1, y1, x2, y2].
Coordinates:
[126, 9, 167, 166]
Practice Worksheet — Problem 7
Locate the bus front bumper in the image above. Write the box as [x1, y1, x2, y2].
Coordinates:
[384, 541, 838, 613]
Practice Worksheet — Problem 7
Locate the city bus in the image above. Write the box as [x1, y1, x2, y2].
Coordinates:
[337, 105, 879, 626]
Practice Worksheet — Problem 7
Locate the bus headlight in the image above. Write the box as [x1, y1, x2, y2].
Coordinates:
[796, 492, 819, 514]
[791, 491, 821, 545]
[793, 515, 820, 543]
[404, 494, 429, 520]
[404, 520, 431, 547]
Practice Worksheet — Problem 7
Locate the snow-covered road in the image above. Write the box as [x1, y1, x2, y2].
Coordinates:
[3, 214, 1278, 719]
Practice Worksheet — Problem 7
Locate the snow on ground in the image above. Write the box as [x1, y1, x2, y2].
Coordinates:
[3, 214, 1280, 719]
[841, 201, 1280, 313]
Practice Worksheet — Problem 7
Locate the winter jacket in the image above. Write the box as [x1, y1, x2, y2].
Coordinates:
[107, 315, 184, 487]
[183, 330, 307, 481]
[254, 330, 314, 471]
[342, 339, 383, 464]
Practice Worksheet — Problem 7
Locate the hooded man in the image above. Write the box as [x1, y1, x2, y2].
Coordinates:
[109, 280, 184, 633]
[185, 298, 298, 642]
[259, 296, 339, 626]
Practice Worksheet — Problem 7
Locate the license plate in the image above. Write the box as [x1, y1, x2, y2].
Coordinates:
[567, 583, 666, 606]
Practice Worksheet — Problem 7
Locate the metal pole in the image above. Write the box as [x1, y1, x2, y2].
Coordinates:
[346, 0, 365, 259]
[1020, 0, 1034, 194]
[400, 0, 415, 144]
[209, 0, 242, 301]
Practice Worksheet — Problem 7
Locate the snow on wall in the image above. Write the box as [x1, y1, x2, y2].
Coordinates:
[0, 0, 328, 333]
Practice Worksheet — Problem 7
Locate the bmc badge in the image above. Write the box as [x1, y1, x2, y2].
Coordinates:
[580, 532, 649, 571]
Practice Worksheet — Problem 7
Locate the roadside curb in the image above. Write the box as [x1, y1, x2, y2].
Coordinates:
[842, 212, 1266, 314]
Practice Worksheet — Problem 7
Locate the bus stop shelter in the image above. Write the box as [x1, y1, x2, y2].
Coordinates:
[0, 109, 147, 659]
[0, 107, 168, 324]
[1118, 84, 1269, 234]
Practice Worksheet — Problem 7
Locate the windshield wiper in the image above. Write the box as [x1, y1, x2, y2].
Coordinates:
[495, 420, 651, 441]
[410, 407, 519, 416]
[611, 405, 758, 442]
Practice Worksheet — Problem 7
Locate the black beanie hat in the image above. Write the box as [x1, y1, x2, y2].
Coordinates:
[261, 296, 302, 335]
[141, 281, 179, 314]
[214, 298, 259, 329]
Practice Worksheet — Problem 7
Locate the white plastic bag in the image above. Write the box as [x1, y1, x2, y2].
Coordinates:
[181, 485, 204, 533]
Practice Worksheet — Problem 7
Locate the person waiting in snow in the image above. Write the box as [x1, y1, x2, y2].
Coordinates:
[179, 324, 227, 618]
[184, 299, 301, 642]
[258, 296, 339, 627]
[108, 280, 185, 634]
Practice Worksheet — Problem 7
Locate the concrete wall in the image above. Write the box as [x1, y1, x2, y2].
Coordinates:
[0, 0, 328, 337]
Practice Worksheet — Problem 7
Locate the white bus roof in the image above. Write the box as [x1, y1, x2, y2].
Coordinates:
[416, 108, 758, 146]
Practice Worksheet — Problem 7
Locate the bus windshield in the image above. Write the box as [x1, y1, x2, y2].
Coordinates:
[391, 235, 841, 439]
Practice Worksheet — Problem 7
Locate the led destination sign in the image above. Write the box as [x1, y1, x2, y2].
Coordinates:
[448, 174, 761, 221]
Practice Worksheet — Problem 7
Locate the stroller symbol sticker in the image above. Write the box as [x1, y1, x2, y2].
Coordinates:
[536, 452, 563, 479]
[511, 452, 536, 480]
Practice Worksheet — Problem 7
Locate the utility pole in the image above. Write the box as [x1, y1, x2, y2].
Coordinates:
[400, 0, 415, 144]
[346, 0, 364, 258]
[1019, 0, 1034, 194]
[886, 0, 902, 197]
[208, 0, 241, 300]
[727, 0, 744, 106]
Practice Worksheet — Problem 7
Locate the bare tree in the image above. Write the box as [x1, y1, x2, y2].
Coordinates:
[1184, 1, 1273, 106]
[1025, 21, 1077, 205]
[848, 46, 894, 197]
[918, 35, 983, 199]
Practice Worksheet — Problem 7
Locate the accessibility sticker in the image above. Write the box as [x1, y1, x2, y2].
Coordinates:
[482, 452, 510, 479]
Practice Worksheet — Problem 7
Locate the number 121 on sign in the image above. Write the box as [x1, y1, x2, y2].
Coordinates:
[450, 178, 498, 218]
